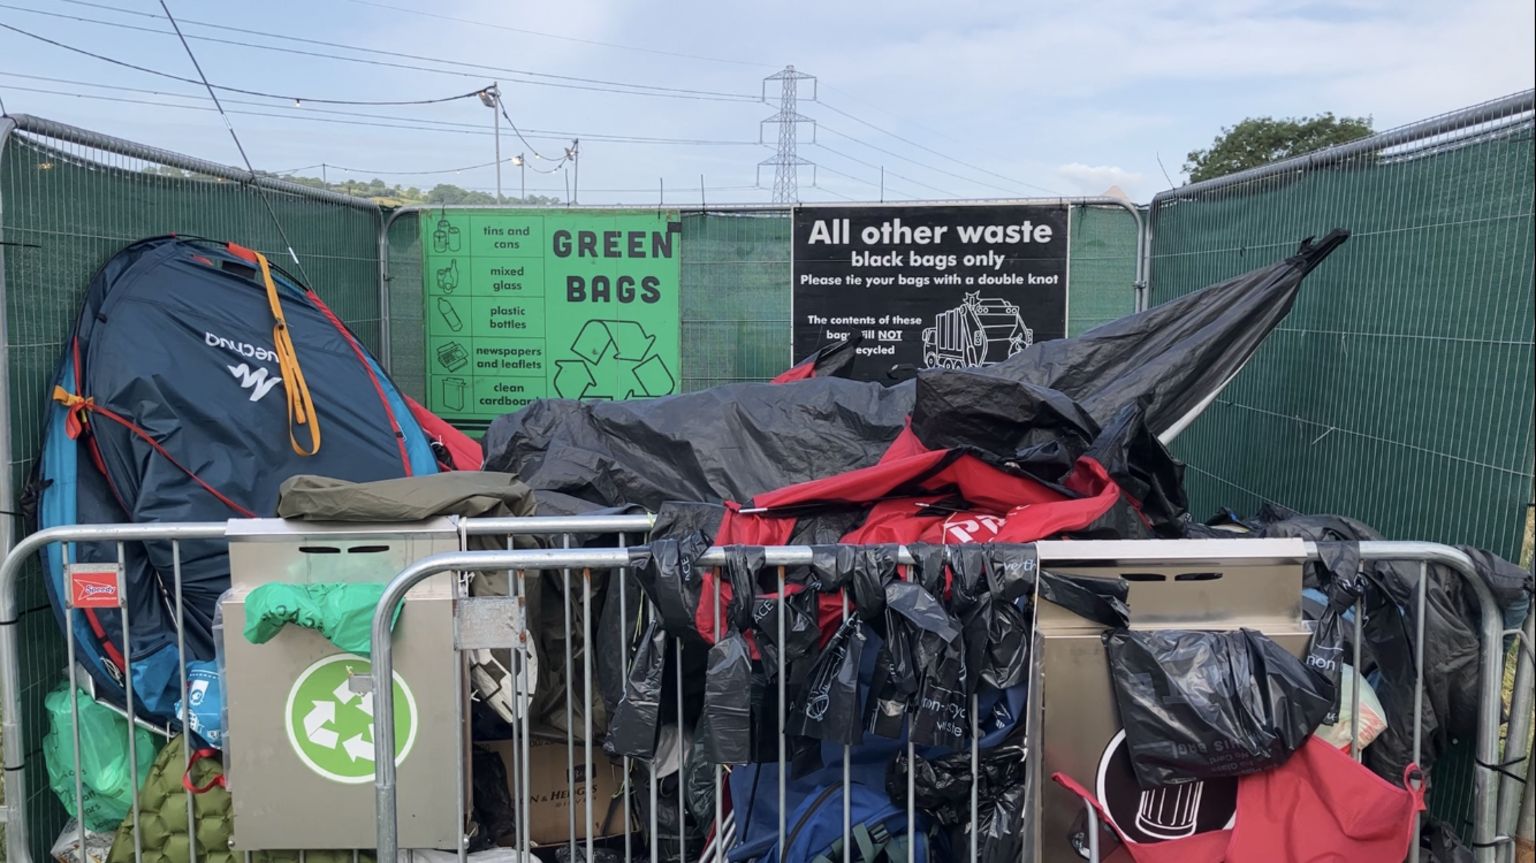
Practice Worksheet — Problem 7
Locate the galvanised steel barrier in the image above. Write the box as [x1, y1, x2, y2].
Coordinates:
[0, 513, 653, 863]
[367, 537, 1518, 863]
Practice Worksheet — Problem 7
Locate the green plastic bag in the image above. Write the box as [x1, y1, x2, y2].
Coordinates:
[244, 583, 401, 655]
[43, 683, 160, 832]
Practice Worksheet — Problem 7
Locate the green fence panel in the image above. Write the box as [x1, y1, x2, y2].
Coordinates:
[680, 211, 793, 390]
[1067, 204, 1139, 336]
[1148, 109, 1535, 562]
[0, 127, 383, 863]
[385, 204, 1139, 397]
[385, 209, 427, 403]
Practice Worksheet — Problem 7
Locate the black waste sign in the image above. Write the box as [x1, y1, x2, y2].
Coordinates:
[792, 205, 1069, 381]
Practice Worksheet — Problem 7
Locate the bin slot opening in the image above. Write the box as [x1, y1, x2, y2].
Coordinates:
[347, 545, 392, 554]
[297, 546, 342, 554]
[1173, 572, 1223, 582]
[1122, 573, 1167, 582]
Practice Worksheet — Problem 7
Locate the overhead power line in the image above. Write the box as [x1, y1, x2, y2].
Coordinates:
[273, 157, 526, 178]
[153, 0, 310, 285]
[0, 75, 758, 146]
[0, 21, 491, 106]
[816, 99, 1058, 194]
[804, 159, 919, 200]
[343, 0, 772, 69]
[816, 123, 1041, 197]
[812, 185, 857, 201]
[2, 2, 762, 103]
[452, 183, 762, 195]
[817, 84, 1054, 191]
[808, 142, 959, 198]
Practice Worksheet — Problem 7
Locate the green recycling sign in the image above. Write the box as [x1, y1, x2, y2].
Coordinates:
[284, 654, 417, 784]
[421, 208, 682, 424]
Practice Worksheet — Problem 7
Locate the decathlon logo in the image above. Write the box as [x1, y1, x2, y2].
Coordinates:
[228, 363, 282, 402]
[205, 331, 279, 364]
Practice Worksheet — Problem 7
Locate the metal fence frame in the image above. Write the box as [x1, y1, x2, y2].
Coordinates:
[1144, 90, 1536, 563]
[0, 113, 386, 562]
[0, 519, 1523, 863]
[376, 197, 1149, 392]
[1150, 91, 1534, 204]
[366, 535, 1517, 863]
[0, 514, 655, 863]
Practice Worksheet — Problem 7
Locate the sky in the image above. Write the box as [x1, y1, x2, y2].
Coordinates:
[0, 0, 1532, 205]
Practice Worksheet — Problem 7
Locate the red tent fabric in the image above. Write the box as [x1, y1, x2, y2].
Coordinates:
[1053, 736, 1424, 862]
[694, 429, 1137, 645]
[405, 396, 482, 470]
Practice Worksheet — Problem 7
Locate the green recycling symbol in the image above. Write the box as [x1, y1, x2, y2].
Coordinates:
[553, 319, 676, 400]
[284, 654, 417, 784]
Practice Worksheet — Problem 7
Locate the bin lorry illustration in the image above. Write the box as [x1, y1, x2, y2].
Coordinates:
[921, 291, 1034, 368]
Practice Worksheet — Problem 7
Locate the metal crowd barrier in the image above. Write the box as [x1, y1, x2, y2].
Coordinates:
[365, 538, 1520, 863]
[0, 520, 1524, 863]
[0, 514, 654, 863]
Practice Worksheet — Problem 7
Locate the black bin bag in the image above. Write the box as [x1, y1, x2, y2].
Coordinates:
[1104, 627, 1334, 787]
[607, 619, 669, 759]
[700, 631, 755, 763]
[788, 616, 866, 745]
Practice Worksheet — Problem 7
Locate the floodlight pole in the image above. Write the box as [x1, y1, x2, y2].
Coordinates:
[491, 84, 503, 204]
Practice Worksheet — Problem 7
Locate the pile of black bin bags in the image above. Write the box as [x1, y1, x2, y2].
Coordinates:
[463, 230, 1531, 863]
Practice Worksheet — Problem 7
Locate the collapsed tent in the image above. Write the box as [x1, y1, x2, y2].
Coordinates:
[485, 230, 1349, 516]
[29, 236, 460, 719]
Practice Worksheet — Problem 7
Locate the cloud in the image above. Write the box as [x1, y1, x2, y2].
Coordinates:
[5, 0, 1529, 205]
[1055, 163, 1146, 197]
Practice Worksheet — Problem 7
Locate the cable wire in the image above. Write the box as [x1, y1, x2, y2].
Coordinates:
[0, 78, 759, 147]
[2, 3, 763, 102]
[811, 184, 856, 201]
[804, 159, 919, 200]
[809, 142, 958, 197]
[152, 0, 310, 283]
[816, 98, 1059, 194]
[0, 20, 490, 106]
[816, 123, 1031, 196]
[495, 96, 568, 167]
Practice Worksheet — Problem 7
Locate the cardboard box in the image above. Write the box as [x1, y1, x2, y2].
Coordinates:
[483, 737, 629, 847]
[1027, 538, 1313, 862]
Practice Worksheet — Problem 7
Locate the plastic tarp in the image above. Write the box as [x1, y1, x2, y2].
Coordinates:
[43, 684, 159, 831]
[242, 582, 401, 655]
[1104, 627, 1335, 786]
[484, 232, 1348, 515]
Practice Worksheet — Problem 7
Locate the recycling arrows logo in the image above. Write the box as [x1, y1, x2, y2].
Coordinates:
[284, 654, 417, 784]
[553, 319, 676, 400]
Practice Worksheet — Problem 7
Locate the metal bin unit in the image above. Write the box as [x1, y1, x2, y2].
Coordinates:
[220, 518, 468, 851]
[1029, 538, 1313, 862]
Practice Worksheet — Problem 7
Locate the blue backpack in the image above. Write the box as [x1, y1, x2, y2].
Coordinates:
[759, 783, 941, 863]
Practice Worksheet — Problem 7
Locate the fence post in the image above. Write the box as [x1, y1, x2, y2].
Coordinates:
[377, 213, 393, 371]
[0, 113, 17, 863]
[378, 206, 425, 378]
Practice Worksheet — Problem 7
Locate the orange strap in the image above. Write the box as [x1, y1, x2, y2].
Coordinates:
[254, 250, 321, 456]
[55, 388, 94, 439]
